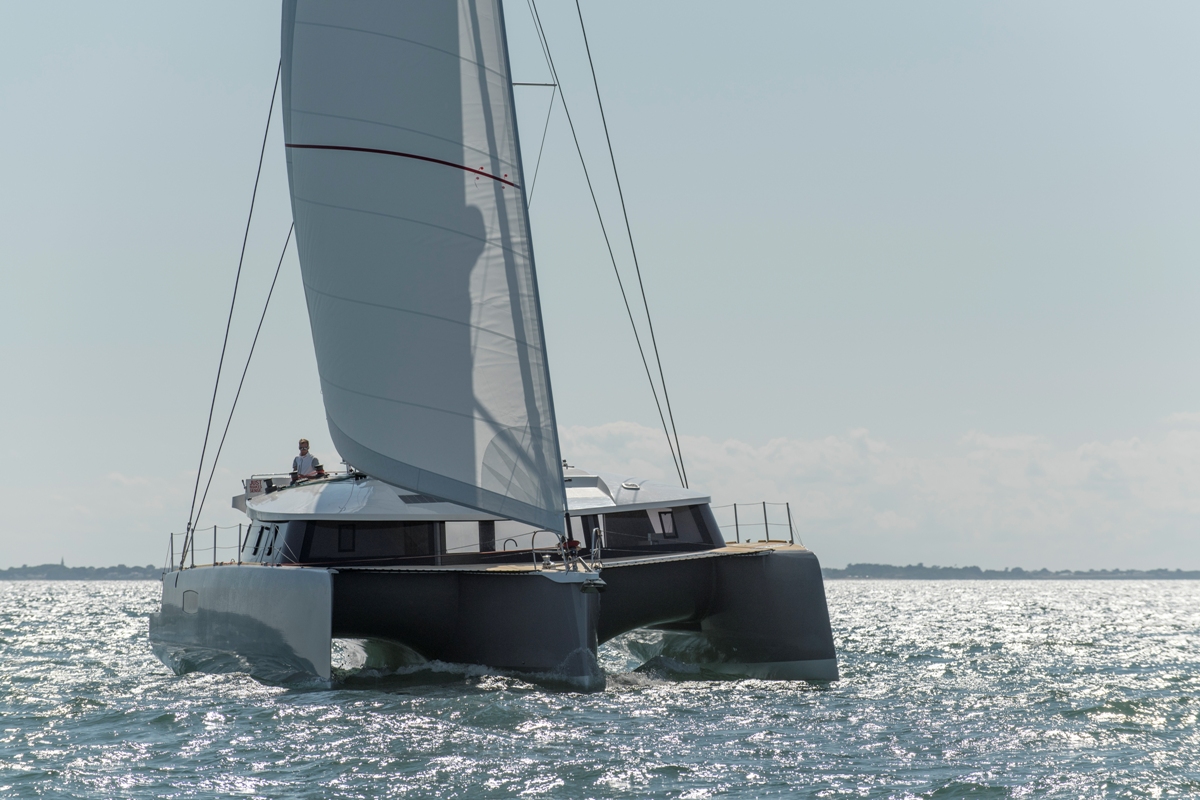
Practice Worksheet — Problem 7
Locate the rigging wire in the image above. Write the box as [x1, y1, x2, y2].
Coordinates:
[526, 85, 557, 204]
[525, 0, 685, 486]
[192, 224, 294, 536]
[512, 79, 558, 200]
[182, 60, 281, 564]
[573, 0, 687, 487]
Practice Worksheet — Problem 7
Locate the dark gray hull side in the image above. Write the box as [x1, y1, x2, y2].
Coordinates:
[597, 547, 838, 680]
[331, 570, 603, 691]
[331, 547, 836, 686]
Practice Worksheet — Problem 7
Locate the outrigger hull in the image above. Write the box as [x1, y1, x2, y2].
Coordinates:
[599, 545, 838, 680]
[150, 564, 334, 683]
[148, 544, 836, 690]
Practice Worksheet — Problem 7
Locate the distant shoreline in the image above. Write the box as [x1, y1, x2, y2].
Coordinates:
[0, 564, 162, 581]
[824, 563, 1200, 580]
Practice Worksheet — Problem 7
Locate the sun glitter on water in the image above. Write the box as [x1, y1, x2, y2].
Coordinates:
[1, 579, 1198, 798]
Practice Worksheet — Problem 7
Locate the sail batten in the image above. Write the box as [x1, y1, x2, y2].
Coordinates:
[282, 0, 565, 532]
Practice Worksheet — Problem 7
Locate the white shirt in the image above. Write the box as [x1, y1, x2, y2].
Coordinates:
[293, 452, 321, 476]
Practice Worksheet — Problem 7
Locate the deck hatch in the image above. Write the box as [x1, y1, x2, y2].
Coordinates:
[399, 494, 444, 505]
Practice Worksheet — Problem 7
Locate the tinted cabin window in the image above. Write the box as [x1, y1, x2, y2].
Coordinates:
[605, 510, 655, 547]
[298, 521, 442, 564]
[580, 514, 600, 549]
[404, 524, 435, 556]
[478, 520, 496, 552]
[338, 524, 355, 552]
[600, 505, 724, 549]
[672, 504, 724, 546]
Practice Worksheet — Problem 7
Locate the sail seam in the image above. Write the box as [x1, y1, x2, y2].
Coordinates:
[290, 194, 526, 258]
[293, 20, 508, 81]
[320, 377, 551, 427]
[286, 143, 519, 187]
[302, 282, 544, 351]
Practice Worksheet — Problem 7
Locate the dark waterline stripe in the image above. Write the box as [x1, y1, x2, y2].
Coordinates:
[285, 143, 519, 188]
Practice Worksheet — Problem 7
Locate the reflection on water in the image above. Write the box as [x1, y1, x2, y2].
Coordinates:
[1, 580, 1198, 797]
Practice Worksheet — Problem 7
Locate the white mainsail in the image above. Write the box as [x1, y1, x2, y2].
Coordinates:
[281, 0, 565, 532]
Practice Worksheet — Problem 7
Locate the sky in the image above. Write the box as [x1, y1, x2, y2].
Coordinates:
[1, 2, 1198, 570]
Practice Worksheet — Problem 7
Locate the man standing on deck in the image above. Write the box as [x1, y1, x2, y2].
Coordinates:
[291, 438, 325, 483]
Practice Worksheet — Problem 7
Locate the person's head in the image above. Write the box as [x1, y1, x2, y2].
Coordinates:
[299, 439, 309, 454]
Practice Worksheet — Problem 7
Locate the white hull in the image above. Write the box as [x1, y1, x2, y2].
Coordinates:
[151, 565, 334, 682]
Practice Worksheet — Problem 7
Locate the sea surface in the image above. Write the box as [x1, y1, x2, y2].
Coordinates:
[1, 580, 1198, 798]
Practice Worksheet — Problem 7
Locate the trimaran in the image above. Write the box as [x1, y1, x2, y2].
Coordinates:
[149, 0, 837, 691]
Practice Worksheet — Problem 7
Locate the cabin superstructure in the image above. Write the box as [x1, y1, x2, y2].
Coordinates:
[233, 466, 724, 568]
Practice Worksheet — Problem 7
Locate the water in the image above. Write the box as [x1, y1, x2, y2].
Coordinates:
[2, 580, 1198, 798]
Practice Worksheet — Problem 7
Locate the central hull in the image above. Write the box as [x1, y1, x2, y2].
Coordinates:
[331, 568, 603, 689]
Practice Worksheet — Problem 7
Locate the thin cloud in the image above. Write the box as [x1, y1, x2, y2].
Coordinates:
[559, 420, 1200, 570]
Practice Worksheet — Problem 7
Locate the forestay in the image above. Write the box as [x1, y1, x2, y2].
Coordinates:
[281, 0, 565, 532]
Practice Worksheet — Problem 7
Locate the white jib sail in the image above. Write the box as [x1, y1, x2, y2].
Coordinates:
[281, 0, 565, 532]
